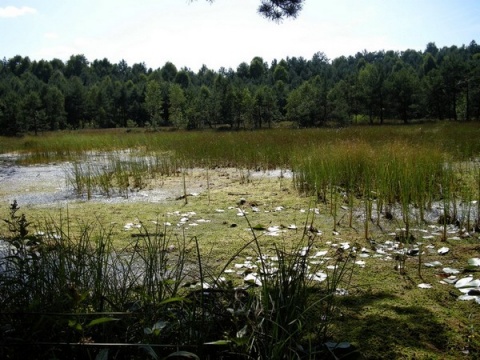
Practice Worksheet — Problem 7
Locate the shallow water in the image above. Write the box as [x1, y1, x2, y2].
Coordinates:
[0, 153, 293, 207]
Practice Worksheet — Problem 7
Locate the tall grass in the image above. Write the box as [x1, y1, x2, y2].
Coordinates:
[2, 124, 479, 240]
[0, 205, 355, 359]
[293, 141, 449, 239]
[4, 125, 480, 219]
[239, 217, 356, 359]
[65, 151, 179, 199]
[4, 122, 478, 167]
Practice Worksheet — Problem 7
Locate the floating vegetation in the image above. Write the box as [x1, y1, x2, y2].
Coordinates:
[1, 123, 480, 358]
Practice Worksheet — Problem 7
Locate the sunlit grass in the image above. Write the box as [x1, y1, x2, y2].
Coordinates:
[1, 122, 480, 358]
[3, 122, 478, 166]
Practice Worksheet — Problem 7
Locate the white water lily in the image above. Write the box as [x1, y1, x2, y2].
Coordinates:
[455, 276, 475, 288]
[313, 250, 328, 257]
[442, 267, 460, 275]
[124, 222, 140, 230]
[244, 273, 262, 286]
[468, 258, 480, 267]
[424, 261, 442, 267]
[458, 294, 480, 302]
[418, 283, 433, 289]
[299, 246, 310, 256]
[442, 276, 458, 284]
[308, 272, 327, 282]
[336, 288, 349, 296]
[437, 247, 449, 255]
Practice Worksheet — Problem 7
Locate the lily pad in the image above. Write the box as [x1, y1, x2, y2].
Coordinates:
[325, 341, 351, 350]
[166, 351, 200, 359]
[252, 224, 266, 231]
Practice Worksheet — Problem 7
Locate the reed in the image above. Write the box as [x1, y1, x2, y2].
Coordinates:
[0, 204, 356, 359]
[293, 138, 454, 241]
[438, 163, 454, 241]
[1, 122, 478, 167]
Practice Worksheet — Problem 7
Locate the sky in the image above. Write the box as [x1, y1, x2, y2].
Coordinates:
[0, 0, 479, 72]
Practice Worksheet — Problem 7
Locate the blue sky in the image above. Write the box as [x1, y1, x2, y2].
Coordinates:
[1, 0, 479, 71]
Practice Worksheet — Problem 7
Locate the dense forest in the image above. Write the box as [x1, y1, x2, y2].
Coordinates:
[0, 40, 479, 136]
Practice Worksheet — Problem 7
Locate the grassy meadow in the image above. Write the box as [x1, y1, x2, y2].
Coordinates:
[1, 122, 480, 359]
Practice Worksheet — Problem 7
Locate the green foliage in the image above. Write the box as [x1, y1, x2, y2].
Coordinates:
[1, 42, 480, 135]
[169, 83, 187, 129]
[0, 203, 355, 359]
[3, 200, 31, 240]
[145, 80, 163, 128]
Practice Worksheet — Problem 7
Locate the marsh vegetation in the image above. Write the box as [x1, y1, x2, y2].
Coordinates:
[1, 123, 480, 359]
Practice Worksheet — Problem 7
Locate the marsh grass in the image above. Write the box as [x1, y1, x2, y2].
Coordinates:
[5, 125, 480, 228]
[2, 123, 480, 358]
[65, 151, 180, 199]
[0, 203, 357, 359]
[0, 210, 202, 358]
[1, 122, 478, 169]
[293, 140, 458, 242]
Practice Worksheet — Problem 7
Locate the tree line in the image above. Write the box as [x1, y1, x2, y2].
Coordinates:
[0, 40, 479, 136]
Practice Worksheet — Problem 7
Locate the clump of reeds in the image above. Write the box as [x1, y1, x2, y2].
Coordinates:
[293, 140, 450, 240]
[65, 151, 180, 199]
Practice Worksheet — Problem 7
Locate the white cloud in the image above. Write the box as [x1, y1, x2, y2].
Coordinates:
[0, 6, 36, 18]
